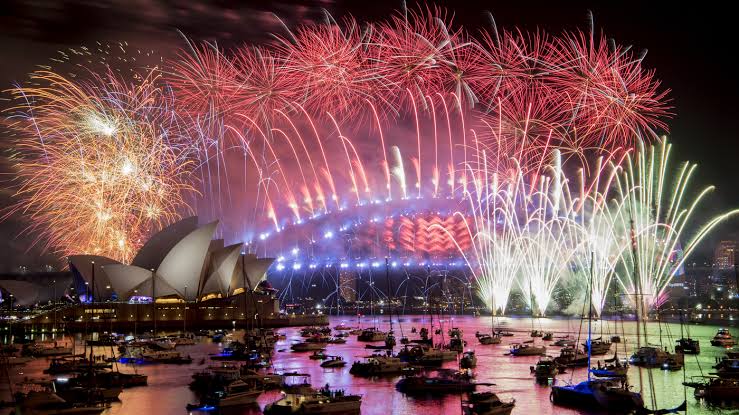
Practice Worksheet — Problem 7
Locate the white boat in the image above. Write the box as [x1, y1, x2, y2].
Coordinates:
[264, 384, 361, 414]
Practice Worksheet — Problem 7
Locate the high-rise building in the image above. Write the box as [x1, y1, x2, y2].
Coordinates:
[339, 270, 358, 303]
[715, 240, 737, 269]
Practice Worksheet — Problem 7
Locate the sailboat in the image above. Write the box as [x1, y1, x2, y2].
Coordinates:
[551, 252, 644, 412]
[477, 291, 502, 345]
[510, 281, 545, 357]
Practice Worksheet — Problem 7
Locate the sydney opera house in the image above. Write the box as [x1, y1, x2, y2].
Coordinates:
[4, 217, 326, 331]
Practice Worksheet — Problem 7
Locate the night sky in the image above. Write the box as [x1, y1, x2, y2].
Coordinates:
[1, 0, 737, 271]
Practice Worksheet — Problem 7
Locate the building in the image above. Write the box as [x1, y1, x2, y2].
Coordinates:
[67, 217, 275, 303]
[715, 240, 737, 270]
[339, 270, 358, 303]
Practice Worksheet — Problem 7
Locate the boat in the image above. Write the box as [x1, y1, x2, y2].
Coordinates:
[86, 334, 118, 347]
[327, 337, 347, 344]
[13, 390, 106, 414]
[67, 370, 148, 389]
[398, 345, 457, 366]
[140, 349, 192, 364]
[629, 346, 680, 368]
[530, 356, 558, 381]
[551, 378, 644, 412]
[661, 356, 683, 371]
[396, 371, 476, 394]
[610, 335, 622, 343]
[684, 376, 739, 401]
[350, 354, 418, 376]
[591, 356, 628, 378]
[551, 249, 644, 414]
[448, 336, 467, 352]
[291, 341, 326, 352]
[463, 391, 515, 415]
[334, 323, 352, 331]
[460, 351, 477, 369]
[712, 358, 739, 378]
[264, 383, 361, 414]
[320, 356, 347, 368]
[711, 328, 735, 347]
[25, 342, 73, 357]
[509, 343, 545, 357]
[726, 347, 739, 359]
[675, 338, 700, 354]
[215, 380, 262, 407]
[542, 332, 553, 341]
[553, 346, 588, 367]
[477, 333, 502, 345]
[240, 368, 283, 389]
[357, 328, 386, 342]
[44, 357, 112, 374]
[309, 351, 328, 360]
[553, 336, 574, 347]
[495, 331, 514, 337]
[384, 331, 397, 348]
[530, 330, 543, 338]
[582, 338, 611, 356]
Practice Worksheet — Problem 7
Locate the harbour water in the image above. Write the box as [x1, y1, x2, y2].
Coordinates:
[2, 315, 737, 414]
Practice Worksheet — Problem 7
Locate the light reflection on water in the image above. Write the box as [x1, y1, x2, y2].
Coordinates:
[3, 315, 737, 414]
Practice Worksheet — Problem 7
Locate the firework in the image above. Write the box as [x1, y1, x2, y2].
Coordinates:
[610, 140, 739, 313]
[5, 67, 194, 262]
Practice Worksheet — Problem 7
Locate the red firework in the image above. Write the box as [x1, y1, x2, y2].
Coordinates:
[231, 47, 297, 124]
[166, 41, 242, 116]
[549, 29, 671, 147]
[273, 17, 376, 121]
[369, 6, 462, 110]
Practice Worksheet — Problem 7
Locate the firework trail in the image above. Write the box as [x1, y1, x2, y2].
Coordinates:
[610, 140, 739, 313]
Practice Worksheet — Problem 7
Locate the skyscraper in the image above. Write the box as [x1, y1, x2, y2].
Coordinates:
[715, 240, 737, 269]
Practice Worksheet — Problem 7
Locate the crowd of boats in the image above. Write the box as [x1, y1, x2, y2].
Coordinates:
[3, 319, 739, 413]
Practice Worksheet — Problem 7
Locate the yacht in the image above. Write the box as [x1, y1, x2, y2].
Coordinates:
[215, 380, 262, 407]
[629, 346, 679, 368]
[357, 328, 386, 342]
[398, 345, 457, 365]
[509, 343, 546, 357]
[350, 354, 417, 376]
[685, 376, 739, 401]
[711, 328, 735, 347]
[476, 332, 502, 345]
[291, 341, 326, 352]
[582, 338, 611, 356]
[675, 338, 700, 354]
[140, 349, 192, 364]
[462, 391, 515, 415]
[396, 371, 476, 394]
[553, 346, 588, 367]
[13, 390, 106, 414]
[531, 356, 559, 381]
[264, 384, 361, 414]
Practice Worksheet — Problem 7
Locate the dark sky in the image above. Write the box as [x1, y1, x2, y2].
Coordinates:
[1, 0, 737, 270]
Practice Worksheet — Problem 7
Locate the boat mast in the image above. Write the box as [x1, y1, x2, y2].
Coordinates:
[587, 251, 594, 382]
